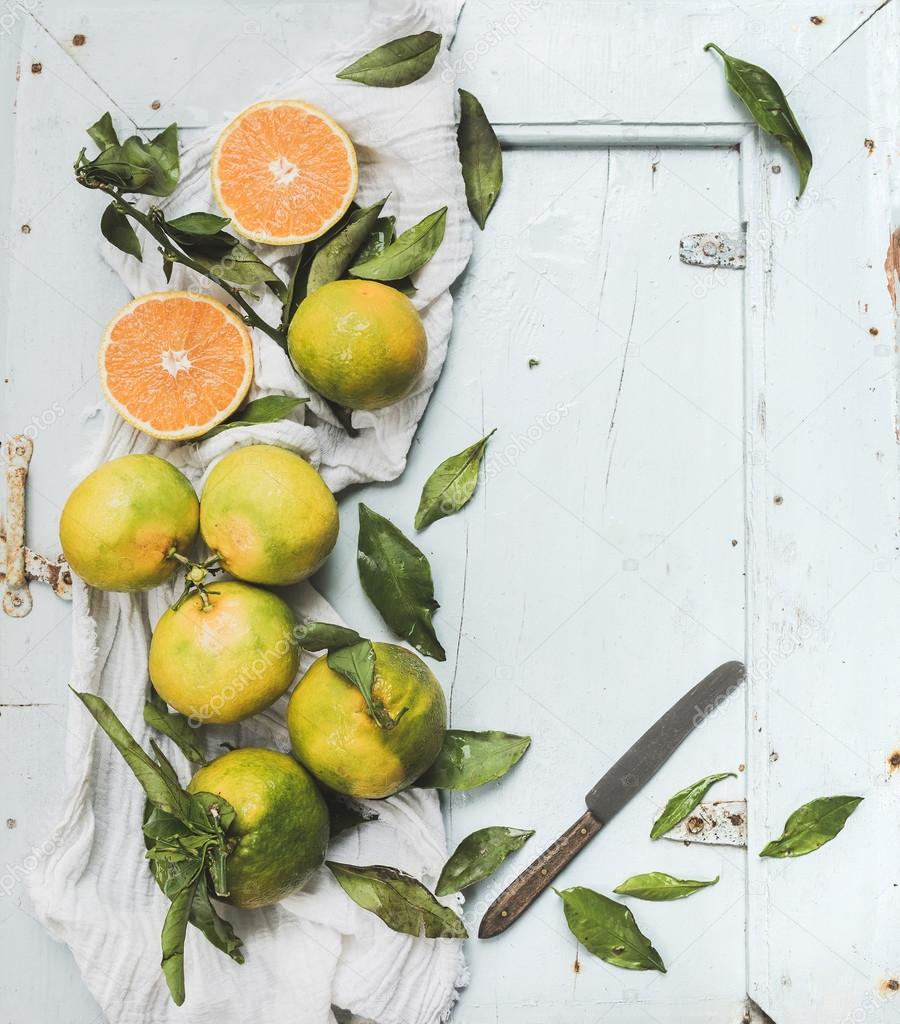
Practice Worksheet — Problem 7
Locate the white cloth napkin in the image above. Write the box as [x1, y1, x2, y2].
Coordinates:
[28, 1, 473, 1021]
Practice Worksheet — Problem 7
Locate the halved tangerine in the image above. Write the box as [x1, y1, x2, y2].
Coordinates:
[211, 99, 358, 246]
[100, 291, 254, 441]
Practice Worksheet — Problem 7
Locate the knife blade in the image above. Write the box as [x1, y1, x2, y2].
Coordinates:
[478, 660, 745, 938]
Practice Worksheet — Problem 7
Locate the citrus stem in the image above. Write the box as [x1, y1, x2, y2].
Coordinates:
[94, 186, 287, 348]
[170, 554, 223, 611]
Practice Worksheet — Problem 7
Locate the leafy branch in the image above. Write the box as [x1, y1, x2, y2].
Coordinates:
[72, 689, 244, 1005]
[75, 113, 288, 345]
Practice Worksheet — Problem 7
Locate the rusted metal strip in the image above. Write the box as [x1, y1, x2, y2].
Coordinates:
[660, 799, 747, 846]
[3, 436, 33, 616]
[1, 435, 72, 617]
[679, 230, 746, 268]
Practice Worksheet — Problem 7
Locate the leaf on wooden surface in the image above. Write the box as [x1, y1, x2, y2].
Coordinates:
[759, 795, 863, 858]
[415, 430, 495, 530]
[435, 826, 533, 896]
[458, 90, 503, 229]
[419, 730, 530, 790]
[613, 872, 719, 901]
[356, 504, 445, 660]
[705, 43, 812, 196]
[557, 886, 666, 972]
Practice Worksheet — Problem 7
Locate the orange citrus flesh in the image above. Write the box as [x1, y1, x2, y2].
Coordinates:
[211, 100, 358, 245]
[100, 291, 254, 441]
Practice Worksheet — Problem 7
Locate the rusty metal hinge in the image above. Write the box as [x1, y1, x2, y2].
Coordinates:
[660, 799, 747, 846]
[1, 435, 72, 617]
[679, 230, 746, 269]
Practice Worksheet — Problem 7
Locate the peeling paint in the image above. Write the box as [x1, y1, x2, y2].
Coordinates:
[885, 228, 900, 310]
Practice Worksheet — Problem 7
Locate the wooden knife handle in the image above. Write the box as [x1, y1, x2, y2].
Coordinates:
[478, 808, 603, 938]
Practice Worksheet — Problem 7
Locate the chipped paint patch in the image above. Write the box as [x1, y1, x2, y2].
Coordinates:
[885, 228, 900, 310]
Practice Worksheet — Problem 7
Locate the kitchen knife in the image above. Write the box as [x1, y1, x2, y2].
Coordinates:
[478, 660, 745, 938]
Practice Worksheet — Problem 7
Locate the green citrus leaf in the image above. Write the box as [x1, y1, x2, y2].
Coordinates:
[419, 729, 530, 790]
[458, 90, 503, 229]
[161, 864, 204, 1006]
[355, 215, 395, 263]
[350, 207, 446, 282]
[650, 771, 737, 840]
[142, 800, 244, 967]
[705, 43, 812, 196]
[336, 31, 442, 87]
[356, 504, 445, 661]
[166, 212, 231, 236]
[306, 196, 389, 294]
[327, 861, 467, 938]
[327, 639, 381, 719]
[435, 826, 534, 896]
[353, 214, 415, 293]
[759, 795, 863, 858]
[281, 203, 366, 323]
[80, 125, 182, 196]
[141, 123, 181, 196]
[188, 883, 245, 964]
[613, 872, 719, 901]
[556, 887, 666, 972]
[415, 429, 496, 531]
[86, 111, 120, 150]
[72, 689, 193, 821]
[183, 234, 281, 290]
[295, 620, 364, 652]
[196, 395, 308, 440]
[100, 202, 142, 261]
[144, 689, 205, 765]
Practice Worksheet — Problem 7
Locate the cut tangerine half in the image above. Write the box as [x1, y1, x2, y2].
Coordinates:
[100, 291, 254, 441]
[211, 99, 358, 246]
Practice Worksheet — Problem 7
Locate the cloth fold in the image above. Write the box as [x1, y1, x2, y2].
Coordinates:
[29, 2, 472, 1021]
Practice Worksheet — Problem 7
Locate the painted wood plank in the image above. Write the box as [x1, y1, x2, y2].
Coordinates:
[1, 3, 897, 1023]
[742, 3, 900, 1021]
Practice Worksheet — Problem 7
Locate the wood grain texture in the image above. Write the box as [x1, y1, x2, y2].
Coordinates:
[479, 809, 602, 938]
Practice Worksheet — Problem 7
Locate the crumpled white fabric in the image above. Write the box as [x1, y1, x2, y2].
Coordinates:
[28, 1, 473, 1022]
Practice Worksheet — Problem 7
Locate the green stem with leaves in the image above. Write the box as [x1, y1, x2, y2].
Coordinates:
[81, 175, 286, 346]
